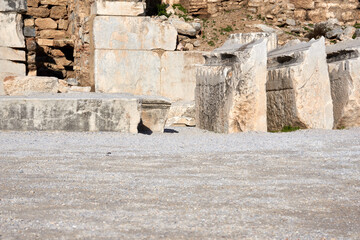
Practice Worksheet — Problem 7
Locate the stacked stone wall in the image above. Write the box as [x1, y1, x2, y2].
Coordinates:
[24, 0, 74, 79]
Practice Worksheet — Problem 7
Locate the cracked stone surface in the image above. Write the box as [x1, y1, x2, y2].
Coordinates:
[1, 127, 360, 239]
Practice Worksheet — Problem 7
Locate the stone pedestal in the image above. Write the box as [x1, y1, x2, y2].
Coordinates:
[196, 39, 268, 133]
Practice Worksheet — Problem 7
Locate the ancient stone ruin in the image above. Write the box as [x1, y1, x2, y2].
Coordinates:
[1, 0, 360, 133]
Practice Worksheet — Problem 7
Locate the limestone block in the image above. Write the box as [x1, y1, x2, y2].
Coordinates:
[0, 0, 27, 12]
[93, 16, 177, 50]
[168, 18, 197, 37]
[160, 51, 206, 102]
[222, 32, 278, 52]
[196, 39, 268, 133]
[326, 39, 360, 128]
[91, 0, 145, 16]
[0, 13, 25, 48]
[166, 101, 196, 127]
[94, 50, 161, 95]
[1, 76, 59, 95]
[0, 47, 25, 61]
[69, 86, 92, 93]
[0, 93, 141, 133]
[35, 18, 57, 29]
[267, 37, 333, 131]
[140, 97, 171, 133]
[0, 60, 26, 75]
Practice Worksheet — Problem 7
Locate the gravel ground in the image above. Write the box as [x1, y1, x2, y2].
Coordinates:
[1, 127, 360, 239]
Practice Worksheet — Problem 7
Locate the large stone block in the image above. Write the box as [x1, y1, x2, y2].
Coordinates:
[0, 47, 25, 61]
[1, 75, 59, 95]
[0, 60, 26, 75]
[93, 16, 177, 50]
[94, 50, 161, 95]
[0, 13, 25, 48]
[267, 37, 333, 131]
[0, 93, 141, 133]
[0, 0, 27, 12]
[326, 39, 360, 129]
[160, 51, 206, 102]
[222, 32, 278, 52]
[91, 0, 145, 16]
[196, 39, 268, 133]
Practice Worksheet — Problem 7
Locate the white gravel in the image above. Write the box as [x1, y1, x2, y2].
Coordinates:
[1, 127, 360, 239]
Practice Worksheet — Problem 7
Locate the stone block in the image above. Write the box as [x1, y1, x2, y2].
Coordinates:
[219, 32, 278, 52]
[39, 29, 66, 39]
[326, 39, 360, 128]
[26, 7, 50, 18]
[93, 16, 177, 50]
[40, 0, 68, 5]
[94, 50, 161, 95]
[0, 0, 27, 12]
[267, 37, 333, 131]
[139, 97, 171, 133]
[50, 6, 67, 19]
[0, 93, 141, 133]
[1, 75, 59, 95]
[91, 0, 145, 16]
[0, 60, 26, 75]
[166, 101, 196, 127]
[160, 51, 206, 102]
[35, 18, 57, 29]
[0, 47, 25, 61]
[0, 13, 25, 48]
[196, 39, 268, 133]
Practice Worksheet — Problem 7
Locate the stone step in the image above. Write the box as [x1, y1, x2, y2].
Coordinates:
[0, 93, 171, 133]
[91, 0, 146, 16]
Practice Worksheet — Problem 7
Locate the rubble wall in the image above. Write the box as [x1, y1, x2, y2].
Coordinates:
[183, 0, 360, 24]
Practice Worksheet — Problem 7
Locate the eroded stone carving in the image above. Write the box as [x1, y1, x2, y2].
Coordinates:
[196, 39, 268, 133]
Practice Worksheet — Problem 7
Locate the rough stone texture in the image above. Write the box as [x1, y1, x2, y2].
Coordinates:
[326, 39, 360, 129]
[91, 0, 145, 16]
[1, 76, 59, 95]
[0, 13, 25, 48]
[0, 0, 27, 12]
[94, 50, 161, 95]
[0, 47, 26, 61]
[196, 39, 268, 133]
[0, 60, 26, 75]
[222, 32, 278, 52]
[35, 18, 57, 29]
[160, 51, 206, 102]
[140, 97, 171, 133]
[93, 16, 177, 50]
[267, 37, 334, 131]
[0, 93, 141, 133]
[166, 101, 196, 127]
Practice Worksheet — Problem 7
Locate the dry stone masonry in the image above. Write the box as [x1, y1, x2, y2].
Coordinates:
[267, 37, 334, 131]
[327, 39, 360, 129]
[196, 39, 268, 133]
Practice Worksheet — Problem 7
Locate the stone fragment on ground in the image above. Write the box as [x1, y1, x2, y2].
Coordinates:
[140, 96, 171, 133]
[267, 37, 334, 131]
[1, 75, 59, 95]
[166, 101, 196, 127]
[168, 17, 197, 37]
[196, 39, 268, 133]
[326, 39, 360, 129]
